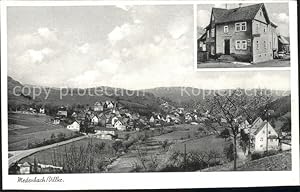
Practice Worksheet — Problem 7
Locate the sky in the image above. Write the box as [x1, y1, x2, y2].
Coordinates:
[7, 5, 290, 91]
[197, 3, 290, 37]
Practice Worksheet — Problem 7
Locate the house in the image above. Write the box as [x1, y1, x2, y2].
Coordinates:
[67, 121, 80, 131]
[114, 120, 126, 131]
[94, 102, 104, 112]
[94, 127, 116, 140]
[250, 120, 279, 152]
[71, 112, 77, 118]
[91, 115, 99, 125]
[201, 3, 278, 63]
[239, 119, 250, 132]
[278, 35, 290, 53]
[53, 117, 60, 125]
[39, 107, 45, 114]
[19, 162, 31, 174]
[149, 116, 155, 123]
[57, 106, 68, 117]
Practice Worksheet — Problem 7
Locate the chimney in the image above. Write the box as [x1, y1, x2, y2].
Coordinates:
[238, 3, 242, 8]
[225, 4, 228, 9]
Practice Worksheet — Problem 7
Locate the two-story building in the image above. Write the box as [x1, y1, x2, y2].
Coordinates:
[199, 3, 278, 63]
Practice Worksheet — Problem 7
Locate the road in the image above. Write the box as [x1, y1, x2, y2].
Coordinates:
[8, 135, 88, 167]
[198, 58, 290, 68]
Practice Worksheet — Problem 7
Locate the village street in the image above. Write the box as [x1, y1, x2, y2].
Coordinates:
[8, 135, 88, 167]
[198, 58, 290, 68]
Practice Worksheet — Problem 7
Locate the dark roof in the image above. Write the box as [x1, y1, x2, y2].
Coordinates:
[211, 3, 269, 24]
[278, 35, 290, 45]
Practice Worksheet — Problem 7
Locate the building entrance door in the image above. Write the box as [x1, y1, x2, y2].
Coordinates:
[224, 39, 230, 55]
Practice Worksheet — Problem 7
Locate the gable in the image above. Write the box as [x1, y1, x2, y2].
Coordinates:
[254, 7, 267, 24]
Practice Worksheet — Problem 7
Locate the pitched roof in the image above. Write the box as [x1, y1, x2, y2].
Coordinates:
[211, 3, 267, 24]
[278, 35, 290, 45]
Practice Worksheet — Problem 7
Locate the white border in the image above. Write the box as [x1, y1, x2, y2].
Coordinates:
[1, 0, 299, 190]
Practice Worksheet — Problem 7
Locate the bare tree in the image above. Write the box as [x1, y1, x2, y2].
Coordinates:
[203, 89, 273, 170]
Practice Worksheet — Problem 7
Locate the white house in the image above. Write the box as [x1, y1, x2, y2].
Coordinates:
[111, 116, 118, 125]
[239, 119, 250, 133]
[19, 162, 31, 174]
[91, 115, 99, 125]
[114, 120, 126, 131]
[39, 108, 45, 114]
[53, 117, 60, 125]
[250, 120, 279, 152]
[67, 121, 80, 131]
[94, 102, 104, 112]
[94, 127, 116, 140]
[149, 116, 155, 123]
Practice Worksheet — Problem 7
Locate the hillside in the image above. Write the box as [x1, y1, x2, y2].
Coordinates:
[7, 76, 160, 114]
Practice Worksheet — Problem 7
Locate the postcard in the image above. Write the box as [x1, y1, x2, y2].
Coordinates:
[1, 0, 299, 190]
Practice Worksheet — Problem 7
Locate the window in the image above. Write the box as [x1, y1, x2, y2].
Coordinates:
[264, 26, 267, 33]
[224, 26, 228, 33]
[256, 23, 259, 33]
[241, 22, 247, 31]
[235, 22, 247, 32]
[241, 40, 247, 50]
[270, 139, 273, 142]
[211, 28, 215, 37]
[260, 11, 262, 16]
[256, 41, 259, 50]
[235, 23, 241, 32]
[235, 40, 247, 50]
[264, 41, 267, 49]
[260, 137, 263, 141]
[207, 30, 210, 38]
[268, 131, 271, 134]
[235, 40, 241, 49]
[260, 145, 263, 148]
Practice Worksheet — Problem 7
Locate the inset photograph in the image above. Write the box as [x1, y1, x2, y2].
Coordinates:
[197, 3, 290, 68]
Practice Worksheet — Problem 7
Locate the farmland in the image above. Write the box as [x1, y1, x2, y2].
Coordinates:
[8, 112, 80, 151]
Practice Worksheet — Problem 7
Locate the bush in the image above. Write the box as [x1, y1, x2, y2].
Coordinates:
[230, 53, 252, 62]
[223, 143, 234, 161]
[251, 150, 278, 160]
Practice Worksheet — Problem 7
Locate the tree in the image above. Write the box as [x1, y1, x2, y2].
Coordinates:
[112, 140, 123, 154]
[203, 89, 272, 170]
[220, 129, 230, 140]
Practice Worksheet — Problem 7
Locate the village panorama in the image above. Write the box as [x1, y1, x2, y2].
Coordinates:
[8, 76, 292, 174]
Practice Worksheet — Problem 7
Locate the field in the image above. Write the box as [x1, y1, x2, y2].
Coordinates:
[172, 135, 230, 154]
[21, 137, 115, 170]
[8, 112, 79, 151]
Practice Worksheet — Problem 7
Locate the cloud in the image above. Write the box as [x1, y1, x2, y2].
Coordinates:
[272, 13, 289, 23]
[77, 43, 90, 54]
[37, 27, 57, 41]
[168, 16, 192, 39]
[26, 47, 54, 63]
[197, 10, 211, 28]
[108, 23, 132, 43]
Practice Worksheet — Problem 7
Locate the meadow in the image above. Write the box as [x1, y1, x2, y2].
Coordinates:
[8, 112, 79, 151]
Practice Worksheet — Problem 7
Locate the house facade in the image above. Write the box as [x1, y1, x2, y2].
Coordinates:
[250, 120, 279, 152]
[201, 3, 278, 63]
[67, 121, 80, 131]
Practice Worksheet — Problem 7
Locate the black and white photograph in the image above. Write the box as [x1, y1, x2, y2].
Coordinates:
[197, 3, 290, 68]
[1, 0, 299, 190]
